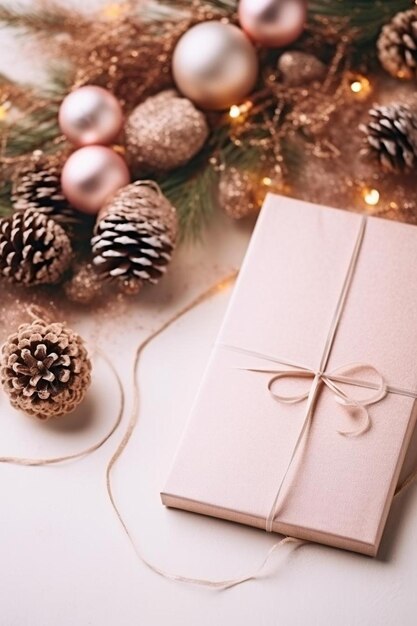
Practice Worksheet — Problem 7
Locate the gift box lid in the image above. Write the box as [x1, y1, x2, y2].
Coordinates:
[161, 195, 417, 556]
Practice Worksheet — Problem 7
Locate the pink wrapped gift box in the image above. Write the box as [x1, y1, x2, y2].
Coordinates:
[161, 195, 417, 556]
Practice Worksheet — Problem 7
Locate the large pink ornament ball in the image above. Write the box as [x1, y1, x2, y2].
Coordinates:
[238, 0, 307, 48]
[172, 21, 258, 110]
[59, 85, 124, 146]
[61, 146, 130, 215]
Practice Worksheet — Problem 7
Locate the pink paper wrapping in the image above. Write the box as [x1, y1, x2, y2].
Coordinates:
[161, 195, 417, 556]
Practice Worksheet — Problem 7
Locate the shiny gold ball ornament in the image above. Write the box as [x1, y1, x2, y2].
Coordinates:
[1, 318, 91, 419]
[172, 21, 258, 110]
[238, 0, 307, 48]
[125, 90, 209, 171]
[58, 85, 124, 147]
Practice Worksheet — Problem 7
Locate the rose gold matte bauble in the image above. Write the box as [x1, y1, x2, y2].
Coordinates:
[172, 21, 258, 110]
[59, 85, 124, 146]
[61, 146, 130, 215]
[238, 0, 307, 48]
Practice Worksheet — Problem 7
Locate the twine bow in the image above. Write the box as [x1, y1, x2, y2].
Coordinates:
[221, 345, 392, 532]
[255, 361, 387, 438]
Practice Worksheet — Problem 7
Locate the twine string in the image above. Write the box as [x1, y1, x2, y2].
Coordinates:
[0, 348, 124, 466]
[105, 269, 417, 590]
[106, 274, 305, 591]
[2, 274, 416, 590]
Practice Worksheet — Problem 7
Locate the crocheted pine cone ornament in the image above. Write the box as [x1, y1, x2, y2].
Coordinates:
[12, 158, 80, 228]
[377, 8, 417, 79]
[360, 104, 417, 173]
[91, 182, 178, 295]
[0, 319, 92, 419]
[0, 210, 73, 286]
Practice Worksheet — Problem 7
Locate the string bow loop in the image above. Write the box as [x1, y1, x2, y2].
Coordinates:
[262, 361, 387, 437]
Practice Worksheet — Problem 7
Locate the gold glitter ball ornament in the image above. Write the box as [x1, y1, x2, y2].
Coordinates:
[125, 90, 209, 172]
[1, 318, 92, 419]
[218, 167, 259, 220]
[277, 51, 326, 86]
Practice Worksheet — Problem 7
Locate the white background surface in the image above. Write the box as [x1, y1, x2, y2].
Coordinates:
[1, 3, 417, 624]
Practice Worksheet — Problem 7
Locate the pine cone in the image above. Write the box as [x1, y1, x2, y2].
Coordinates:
[12, 157, 80, 228]
[360, 104, 417, 173]
[377, 8, 417, 79]
[0, 210, 73, 286]
[91, 182, 178, 295]
[0, 319, 91, 419]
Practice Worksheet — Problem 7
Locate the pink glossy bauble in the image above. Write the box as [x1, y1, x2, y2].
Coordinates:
[59, 85, 124, 146]
[172, 21, 258, 110]
[61, 146, 130, 215]
[238, 0, 307, 48]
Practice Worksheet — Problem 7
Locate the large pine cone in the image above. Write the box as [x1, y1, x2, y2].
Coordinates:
[0, 319, 91, 419]
[360, 104, 417, 173]
[91, 182, 178, 295]
[0, 210, 73, 286]
[12, 156, 80, 228]
[377, 8, 417, 79]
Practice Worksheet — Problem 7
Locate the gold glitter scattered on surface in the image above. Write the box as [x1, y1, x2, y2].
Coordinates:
[64, 263, 103, 305]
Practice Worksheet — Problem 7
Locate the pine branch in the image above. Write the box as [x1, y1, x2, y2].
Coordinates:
[4, 110, 60, 157]
[0, 0, 413, 240]
[0, 1, 87, 35]
[0, 179, 12, 217]
[1, 69, 70, 158]
[308, 0, 412, 43]
[159, 151, 219, 240]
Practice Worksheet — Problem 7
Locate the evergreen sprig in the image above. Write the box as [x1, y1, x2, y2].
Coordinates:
[308, 0, 412, 43]
[0, 0, 412, 239]
[0, 2, 87, 35]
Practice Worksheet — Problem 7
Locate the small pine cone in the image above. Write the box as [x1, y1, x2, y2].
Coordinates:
[0, 319, 91, 419]
[359, 104, 417, 173]
[0, 210, 73, 286]
[12, 157, 80, 228]
[91, 182, 178, 295]
[377, 8, 417, 79]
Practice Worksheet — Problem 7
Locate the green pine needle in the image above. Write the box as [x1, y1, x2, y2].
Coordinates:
[0, 179, 12, 217]
[308, 0, 412, 43]
[0, 2, 81, 34]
